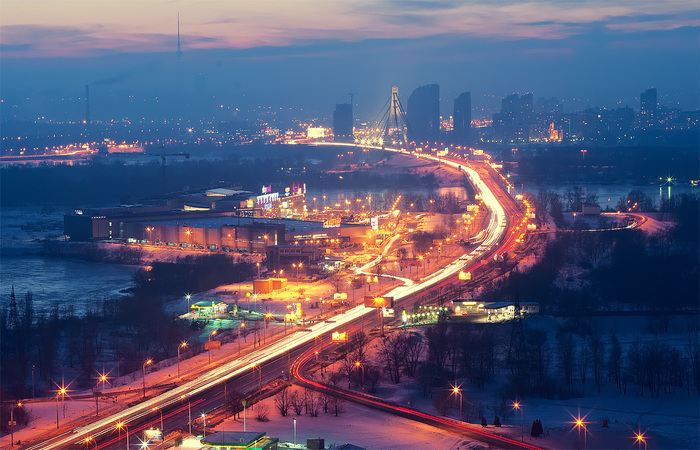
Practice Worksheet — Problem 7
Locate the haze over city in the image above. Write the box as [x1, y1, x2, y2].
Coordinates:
[1, 1, 698, 450]
[2, 0, 699, 122]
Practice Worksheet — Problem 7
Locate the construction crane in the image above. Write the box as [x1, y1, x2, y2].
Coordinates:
[147, 145, 190, 165]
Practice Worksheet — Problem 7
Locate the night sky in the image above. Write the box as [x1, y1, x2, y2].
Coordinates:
[2, 0, 698, 122]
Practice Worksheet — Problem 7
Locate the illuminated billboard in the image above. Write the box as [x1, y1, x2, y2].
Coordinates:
[364, 296, 393, 308]
[332, 331, 348, 342]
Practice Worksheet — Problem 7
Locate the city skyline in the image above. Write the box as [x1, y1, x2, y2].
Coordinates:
[1, 1, 698, 121]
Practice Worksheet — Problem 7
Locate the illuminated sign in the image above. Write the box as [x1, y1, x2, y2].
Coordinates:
[143, 429, 163, 442]
[261, 185, 272, 194]
[371, 217, 379, 230]
[458, 271, 471, 280]
[332, 331, 348, 342]
[323, 218, 341, 228]
[382, 308, 395, 317]
[334, 293, 348, 300]
[204, 341, 221, 350]
[364, 296, 393, 308]
[256, 192, 279, 207]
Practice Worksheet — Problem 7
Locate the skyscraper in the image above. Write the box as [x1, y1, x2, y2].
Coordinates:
[453, 92, 471, 146]
[333, 103, 353, 142]
[492, 93, 534, 143]
[407, 84, 439, 143]
[640, 88, 657, 129]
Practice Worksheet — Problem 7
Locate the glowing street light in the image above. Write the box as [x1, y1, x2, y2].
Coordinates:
[292, 262, 303, 285]
[452, 384, 463, 421]
[238, 322, 247, 355]
[570, 413, 588, 449]
[10, 401, 22, 446]
[83, 435, 96, 449]
[178, 341, 188, 379]
[208, 330, 217, 365]
[153, 406, 164, 433]
[116, 421, 130, 450]
[512, 400, 524, 442]
[355, 361, 365, 389]
[634, 430, 647, 450]
[142, 359, 152, 399]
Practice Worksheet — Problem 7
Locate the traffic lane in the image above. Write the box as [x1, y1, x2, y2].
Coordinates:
[94, 342, 316, 450]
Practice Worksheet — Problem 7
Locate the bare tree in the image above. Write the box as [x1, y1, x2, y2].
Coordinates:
[290, 390, 304, 415]
[403, 332, 425, 377]
[254, 403, 270, 422]
[329, 395, 346, 417]
[578, 346, 589, 384]
[558, 333, 576, 392]
[274, 388, 291, 417]
[306, 391, 320, 417]
[378, 332, 408, 383]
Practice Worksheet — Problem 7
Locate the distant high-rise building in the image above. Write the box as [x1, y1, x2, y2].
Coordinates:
[333, 103, 353, 142]
[453, 92, 471, 145]
[176, 13, 183, 60]
[640, 88, 657, 129]
[492, 93, 534, 143]
[407, 84, 439, 143]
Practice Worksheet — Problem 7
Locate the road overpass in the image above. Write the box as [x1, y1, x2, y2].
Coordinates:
[29, 144, 526, 449]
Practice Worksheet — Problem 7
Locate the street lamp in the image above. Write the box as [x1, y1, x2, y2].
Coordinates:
[83, 435, 96, 449]
[571, 413, 588, 449]
[256, 262, 261, 279]
[10, 401, 21, 447]
[185, 293, 191, 314]
[116, 421, 129, 450]
[355, 361, 364, 389]
[208, 330, 217, 365]
[452, 385, 463, 421]
[238, 323, 246, 355]
[254, 363, 263, 392]
[153, 406, 164, 433]
[142, 359, 152, 399]
[178, 341, 188, 379]
[634, 431, 647, 450]
[512, 400, 523, 442]
[201, 413, 207, 438]
[293, 262, 303, 285]
[180, 395, 191, 436]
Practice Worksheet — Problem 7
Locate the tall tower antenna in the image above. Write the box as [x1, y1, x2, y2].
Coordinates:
[176, 13, 182, 60]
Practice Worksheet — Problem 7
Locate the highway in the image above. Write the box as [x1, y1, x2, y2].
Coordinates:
[29, 145, 525, 449]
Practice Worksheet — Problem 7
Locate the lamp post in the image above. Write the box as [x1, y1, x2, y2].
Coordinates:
[254, 363, 262, 392]
[116, 421, 129, 450]
[185, 293, 191, 315]
[178, 341, 188, 379]
[83, 436, 96, 449]
[355, 361, 364, 389]
[238, 323, 246, 355]
[208, 330, 217, 365]
[10, 401, 21, 446]
[513, 400, 523, 442]
[635, 431, 647, 450]
[142, 359, 152, 399]
[181, 395, 191, 436]
[256, 262, 261, 279]
[153, 406, 163, 433]
[55, 395, 60, 428]
[293, 262, 302, 285]
[574, 416, 588, 450]
[348, 280, 355, 305]
[452, 385, 463, 421]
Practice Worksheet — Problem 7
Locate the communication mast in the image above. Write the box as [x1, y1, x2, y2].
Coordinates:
[176, 13, 183, 60]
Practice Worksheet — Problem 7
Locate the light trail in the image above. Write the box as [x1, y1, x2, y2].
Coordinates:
[35, 143, 517, 449]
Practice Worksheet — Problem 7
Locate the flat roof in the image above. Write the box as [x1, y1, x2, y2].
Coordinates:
[200, 431, 265, 446]
[138, 217, 324, 231]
